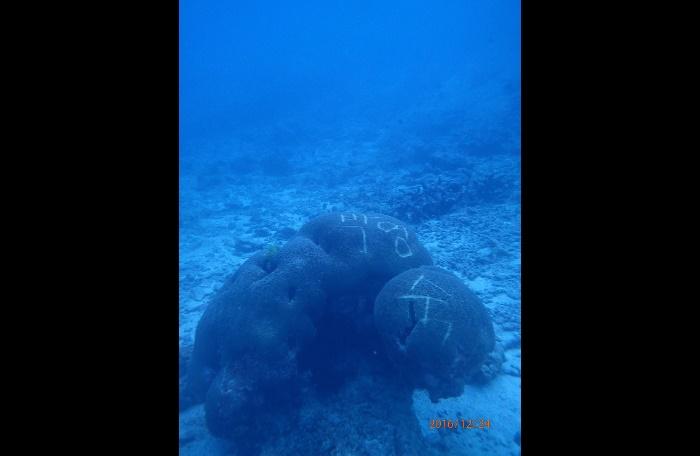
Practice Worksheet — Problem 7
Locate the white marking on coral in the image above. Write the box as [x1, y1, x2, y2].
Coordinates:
[395, 236, 413, 257]
[377, 221, 395, 232]
[424, 279, 451, 298]
[399, 295, 447, 323]
[398, 295, 447, 304]
[441, 323, 453, 345]
[398, 292, 454, 346]
[373, 220, 413, 257]
[340, 225, 367, 253]
[410, 274, 425, 291]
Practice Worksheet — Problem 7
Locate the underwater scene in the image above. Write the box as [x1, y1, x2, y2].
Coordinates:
[179, 0, 520, 454]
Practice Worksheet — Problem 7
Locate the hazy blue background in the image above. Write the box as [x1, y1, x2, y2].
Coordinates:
[180, 0, 520, 159]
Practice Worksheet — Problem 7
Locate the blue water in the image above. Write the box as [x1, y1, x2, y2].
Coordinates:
[179, 1, 520, 454]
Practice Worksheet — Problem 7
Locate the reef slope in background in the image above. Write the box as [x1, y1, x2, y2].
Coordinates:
[179, 140, 520, 455]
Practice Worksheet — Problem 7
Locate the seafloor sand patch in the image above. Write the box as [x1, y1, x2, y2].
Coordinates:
[413, 374, 521, 456]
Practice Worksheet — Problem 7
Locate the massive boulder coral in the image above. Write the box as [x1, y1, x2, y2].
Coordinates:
[374, 266, 495, 401]
[182, 211, 496, 451]
[183, 212, 433, 439]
